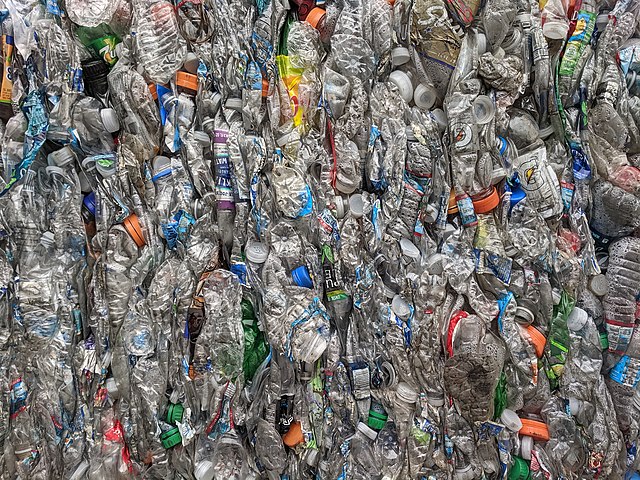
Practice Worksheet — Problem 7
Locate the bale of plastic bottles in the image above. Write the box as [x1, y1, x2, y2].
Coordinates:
[1, 0, 640, 478]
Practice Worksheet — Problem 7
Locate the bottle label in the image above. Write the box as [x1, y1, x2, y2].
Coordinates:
[558, 11, 595, 78]
[89, 35, 120, 66]
[0, 35, 12, 104]
[456, 193, 477, 227]
[609, 355, 640, 387]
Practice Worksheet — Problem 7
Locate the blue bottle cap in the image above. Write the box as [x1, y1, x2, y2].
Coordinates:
[510, 185, 526, 207]
[83, 192, 96, 216]
[291, 265, 313, 288]
[625, 471, 640, 480]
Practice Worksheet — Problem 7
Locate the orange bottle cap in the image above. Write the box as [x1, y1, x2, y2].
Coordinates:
[305, 7, 326, 29]
[519, 418, 550, 441]
[176, 71, 198, 93]
[525, 325, 546, 358]
[123, 214, 146, 248]
[262, 78, 269, 98]
[283, 421, 304, 447]
[472, 186, 500, 214]
[149, 83, 158, 100]
[448, 189, 459, 214]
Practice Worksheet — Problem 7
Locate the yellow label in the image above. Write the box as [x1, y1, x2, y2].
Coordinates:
[0, 35, 13, 103]
[276, 54, 304, 127]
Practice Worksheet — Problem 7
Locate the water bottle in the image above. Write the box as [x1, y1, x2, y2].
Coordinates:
[347, 422, 380, 479]
[604, 237, 640, 355]
[132, 0, 186, 84]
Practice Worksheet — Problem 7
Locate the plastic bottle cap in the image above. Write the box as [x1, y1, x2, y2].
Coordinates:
[473, 95, 495, 124]
[510, 185, 527, 207]
[123, 214, 146, 248]
[391, 47, 410, 66]
[83, 192, 97, 216]
[509, 457, 530, 480]
[520, 434, 533, 460]
[176, 71, 199, 93]
[48, 146, 76, 167]
[568, 397, 582, 416]
[627, 71, 638, 90]
[396, 382, 418, 404]
[283, 421, 305, 447]
[149, 83, 158, 100]
[596, 13, 609, 32]
[551, 288, 562, 305]
[539, 124, 555, 139]
[455, 464, 475, 480]
[245, 241, 269, 264]
[334, 195, 348, 219]
[424, 253, 443, 275]
[334, 172, 358, 195]
[476, 32, 487, 55]
[543, 21, 569, 40]
[391, 295, 411, 320]
[160, 427, 182, 449]
[426, 391, 445, 407]
[414, 83, 437, 110]
[519, 418, 550, 441]
[225, 97, 243, 111]
[515, 305, 535, 325]
[100, 108, 121, 133]
[389, 70, 414, 103]
[472, 187, 500, 213]
[193, 130, 211, 147]
[291, 265, 313, 288]
[305, 449, 319, 467]
[300, 333, 328, 363]
[525, 325, 546, 358]
[167, 403, 184, 424]
[305, 7, 326, 29]
[357, 422, 378, 441]
[400, 238, 421, 259]
[501, 408, 523, 432]
[194, 460, 215, 480]
[105, 377, 119, 398]
[152, 155, 172, 178]
[349, 194, 364, 218]
[566, 307, 588, 332]
[78, 171, 91, 193]
[589, 274, 609, 297]
[183, 52, 200, 74]
[431, 108, 448, 132]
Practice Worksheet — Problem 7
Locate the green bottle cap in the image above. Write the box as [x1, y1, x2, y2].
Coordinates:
[600, 332, 609, 350]
[368, 416, 387, 431]
[508, 456, 531, 480]
[167, 403, 184, 425]
[160, 427, 182, 449]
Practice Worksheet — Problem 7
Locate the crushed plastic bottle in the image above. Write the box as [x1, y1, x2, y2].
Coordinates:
[3, 0, 640, 478]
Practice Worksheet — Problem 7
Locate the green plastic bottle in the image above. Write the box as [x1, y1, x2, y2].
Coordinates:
[241, 299, 269, 382]
[75, 24, 121, 66]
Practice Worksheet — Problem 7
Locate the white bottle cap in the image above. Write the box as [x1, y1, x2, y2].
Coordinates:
[568, 397, 583, 416]
[245, 241, 269, 264]
[389, 70, 414, 103]
[152, 155, 172, 176]
[414, 83, 437, 110]
[425, 253, 444, 275]
[396, 381, 418, 404]
[106, 377, 119, 398]
[357, 421, 378, 441]
[596, 13, 610, 32]
[431, 108, 448, 132]
[500, 408, 523, 432]
[539, 124, 555, 139]
[225, 97, 243, 112]
[194, 460, 215, 480]
[391, 47, 410, 66]
[48, 146, 76, 167]
[476, 32, 487, 55]
[334, 195, 348, 219]
[100, 108, 121, 133]
[473, 95, 495, 124]
[183, 52, 200, 75]
[391, 295, 411, 320]
[567, 307, 588, 332]
[424, 203, 439, 223]
[426, 391, 445, 407]
[455, 464, 475, 480]
[349, 194, 364, 218]
[334, 172, 358, 195]
[193, 130, 211, 147]
[520, 434, 533, 460]
[399, 238, 421, 260]
[543, 21, 569, 40]
[589, 274, 609, 297]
